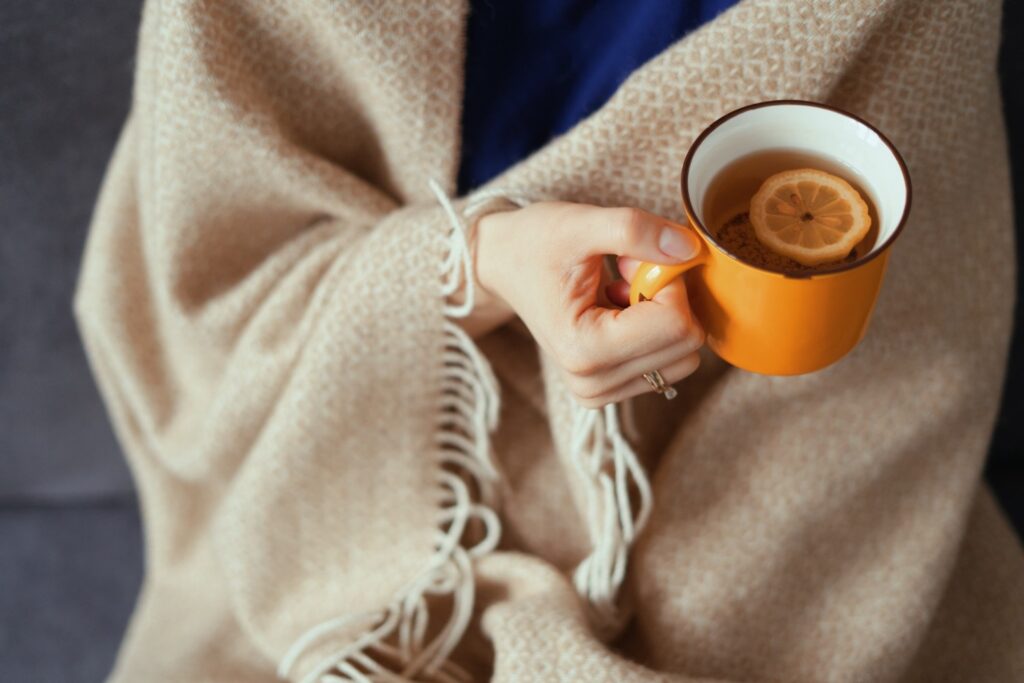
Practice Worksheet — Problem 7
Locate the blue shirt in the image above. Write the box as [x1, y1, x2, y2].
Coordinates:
[458, 0, 740, 194]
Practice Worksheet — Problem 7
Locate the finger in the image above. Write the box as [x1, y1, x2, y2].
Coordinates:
[565, 328, 703, 403]
[606, 255, 641, 306]
[566, 206, 700, 265]
[576, 352, 701, 409]
[616, 255, 641, 283]
[576, 276, 701, 366]
[604, 280, 630, 307]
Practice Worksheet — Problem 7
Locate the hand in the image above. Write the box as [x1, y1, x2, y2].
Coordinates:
[473, 201, 704, 408]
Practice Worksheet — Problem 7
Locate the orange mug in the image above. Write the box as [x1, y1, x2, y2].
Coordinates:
[629, 100, 912, 376]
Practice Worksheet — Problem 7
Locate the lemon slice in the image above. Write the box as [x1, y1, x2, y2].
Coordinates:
[749, 168, 871, 267]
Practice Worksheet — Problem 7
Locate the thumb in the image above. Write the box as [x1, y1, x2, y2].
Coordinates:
[580, 207, 702, 264]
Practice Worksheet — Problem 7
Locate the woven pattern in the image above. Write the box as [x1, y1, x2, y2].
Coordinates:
[75, 0, 1024, 681]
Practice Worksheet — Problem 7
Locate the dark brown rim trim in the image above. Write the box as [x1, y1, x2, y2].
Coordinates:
[680, 99, 913, 279]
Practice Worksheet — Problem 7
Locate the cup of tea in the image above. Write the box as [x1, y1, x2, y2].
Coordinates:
[629, 100, 912, 376]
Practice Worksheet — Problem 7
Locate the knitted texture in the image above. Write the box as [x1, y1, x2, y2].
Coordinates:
[75, 0, 1024, 681]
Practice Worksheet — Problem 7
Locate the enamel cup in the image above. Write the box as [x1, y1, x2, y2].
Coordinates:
[629, 100, 912, 375]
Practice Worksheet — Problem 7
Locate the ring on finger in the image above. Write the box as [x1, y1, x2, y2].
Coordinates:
[642, 369, 677, 400]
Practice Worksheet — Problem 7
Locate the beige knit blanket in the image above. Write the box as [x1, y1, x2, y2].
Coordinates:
[75, 0, 1024, 680]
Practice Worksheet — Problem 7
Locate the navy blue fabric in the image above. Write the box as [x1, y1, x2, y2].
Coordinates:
[458, 0, 739, 193]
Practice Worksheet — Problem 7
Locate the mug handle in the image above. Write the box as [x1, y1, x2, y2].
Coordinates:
[628, 229, 709, 305]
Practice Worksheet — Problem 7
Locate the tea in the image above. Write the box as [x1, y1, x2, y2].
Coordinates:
[701, 149, 880, 274]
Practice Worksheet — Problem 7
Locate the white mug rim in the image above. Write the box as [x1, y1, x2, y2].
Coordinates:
[681, 100, 913, 279]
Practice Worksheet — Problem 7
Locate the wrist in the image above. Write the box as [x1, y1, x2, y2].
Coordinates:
[471, 210, 514, 316]
[445, 207, 517, 338]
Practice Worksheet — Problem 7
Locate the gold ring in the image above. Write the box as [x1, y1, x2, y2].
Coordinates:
[642, 370, 677, 400]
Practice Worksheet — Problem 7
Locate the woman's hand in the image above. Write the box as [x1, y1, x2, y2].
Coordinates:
[472, 201, 704, 408]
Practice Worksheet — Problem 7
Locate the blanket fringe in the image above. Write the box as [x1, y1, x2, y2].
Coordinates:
[279, 182, 652, 680]
[447, 181, 655, 634]
[277, 182, 523, 682]
[569, 401, 653, 636]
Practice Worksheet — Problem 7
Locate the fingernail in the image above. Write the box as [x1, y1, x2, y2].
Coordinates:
[659, 227, 699, 261]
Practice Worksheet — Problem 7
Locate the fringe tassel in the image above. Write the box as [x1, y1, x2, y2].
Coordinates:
[277, 180, 523, 682]
[569, 401, 653, 635]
